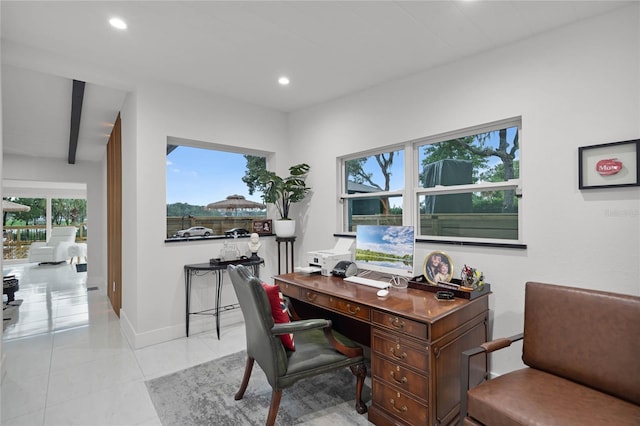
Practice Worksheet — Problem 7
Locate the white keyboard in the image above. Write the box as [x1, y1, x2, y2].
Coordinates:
[343, 275, 390, 289]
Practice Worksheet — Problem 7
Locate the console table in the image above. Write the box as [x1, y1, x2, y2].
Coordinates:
[274, 272, 489, 426]
[184, 258, 263, 339]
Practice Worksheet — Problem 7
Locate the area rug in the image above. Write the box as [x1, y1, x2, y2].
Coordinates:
[3, 299, 23, 331]
[146, 350, 372, 426]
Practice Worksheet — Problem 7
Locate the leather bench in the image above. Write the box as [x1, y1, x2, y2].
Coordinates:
[460, 282, 640, 425]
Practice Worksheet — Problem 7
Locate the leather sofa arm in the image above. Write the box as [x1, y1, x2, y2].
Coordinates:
[459, 333, 523, 426]
[480, 333, 524, 353]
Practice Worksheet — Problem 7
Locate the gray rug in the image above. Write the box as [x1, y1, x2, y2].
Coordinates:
[146, 350, 372, 426]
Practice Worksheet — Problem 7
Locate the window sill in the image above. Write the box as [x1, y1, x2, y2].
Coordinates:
[333, 233, 526, 250]
[164, 234, 275, 243]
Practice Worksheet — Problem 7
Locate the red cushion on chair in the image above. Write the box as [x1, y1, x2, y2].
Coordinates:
[261, 283, 295, 351]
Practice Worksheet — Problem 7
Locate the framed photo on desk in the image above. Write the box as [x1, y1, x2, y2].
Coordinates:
[252, 219, 272, 235]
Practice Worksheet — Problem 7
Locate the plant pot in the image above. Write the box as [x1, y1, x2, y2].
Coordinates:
[274, 219, 296, 237]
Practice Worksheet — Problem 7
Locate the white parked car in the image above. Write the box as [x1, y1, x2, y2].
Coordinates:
[176, 226, 213, 237]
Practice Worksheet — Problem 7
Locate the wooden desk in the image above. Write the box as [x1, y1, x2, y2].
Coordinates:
[274, 273, 489, 426]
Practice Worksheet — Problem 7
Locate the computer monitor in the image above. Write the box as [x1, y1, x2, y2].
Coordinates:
[354, 225, 415, 279]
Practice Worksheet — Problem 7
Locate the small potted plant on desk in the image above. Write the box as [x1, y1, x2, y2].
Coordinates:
[258, 163, 311, 237]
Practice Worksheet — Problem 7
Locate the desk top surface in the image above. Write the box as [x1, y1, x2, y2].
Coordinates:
[274, 272, 489, 324]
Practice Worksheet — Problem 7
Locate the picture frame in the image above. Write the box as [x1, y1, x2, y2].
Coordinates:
[252, 219, 273, 235]
[578, 139, 640, 189]
[422, 251, 454, 285]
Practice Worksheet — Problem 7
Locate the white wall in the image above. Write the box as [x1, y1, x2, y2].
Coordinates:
[289, 5, 640, 375]
[2, 155, 107, 288]
[3, 4, 638, 377]
[119, 82, 288, 348]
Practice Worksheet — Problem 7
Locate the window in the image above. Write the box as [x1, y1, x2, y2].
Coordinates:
[340, 148, 406, 232]
[416, 118, 520, 242]
[166, 139, 267, 239]
[3, 197, 86, 260]
[340, 117, 522, 244]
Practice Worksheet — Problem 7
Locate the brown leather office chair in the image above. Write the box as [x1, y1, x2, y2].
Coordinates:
[227, 264, 367, 426]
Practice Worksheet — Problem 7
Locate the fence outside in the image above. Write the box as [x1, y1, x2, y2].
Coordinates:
[352, 213, 518, 240]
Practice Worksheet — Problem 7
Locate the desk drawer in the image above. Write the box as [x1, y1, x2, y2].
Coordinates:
[327, 296, 370, 321]
[279, 281, 301, 299]
[372, 379, 428, 426]
[372, 355, 428, 403]
[372, 329, 429, 372]
[288, 288, 370, 322]
[372, 310, 429, 340]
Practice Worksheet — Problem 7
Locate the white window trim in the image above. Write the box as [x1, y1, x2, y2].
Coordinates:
[338, 118, 524, 246]
[416, 179, 520, 196]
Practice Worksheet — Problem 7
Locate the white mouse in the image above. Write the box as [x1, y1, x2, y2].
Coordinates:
[377, 289, 389, 297]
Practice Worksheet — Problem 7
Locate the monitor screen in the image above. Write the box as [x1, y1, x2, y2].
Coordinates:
[354, 225, 415, 278]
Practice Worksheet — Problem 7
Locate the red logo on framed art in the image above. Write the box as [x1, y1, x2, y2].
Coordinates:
[596, 158, 623, 176]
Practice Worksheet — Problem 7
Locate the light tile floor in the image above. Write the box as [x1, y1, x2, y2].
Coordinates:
[1, 262, 247, 425]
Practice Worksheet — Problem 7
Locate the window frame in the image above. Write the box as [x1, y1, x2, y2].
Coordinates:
[338, 143, 412, 231]
[165, 137, 271, 241]
[339, 117, 524, 247]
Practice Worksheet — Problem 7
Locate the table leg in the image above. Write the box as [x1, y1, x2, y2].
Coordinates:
[290, 240, 294, 273]
[277, 241, 282, 274]
[255, 264, 260, 278]
[215, 270, 223, 340]
[185, 270, 191, 337]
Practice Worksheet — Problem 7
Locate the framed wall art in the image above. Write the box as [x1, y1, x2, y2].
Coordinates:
[252, 219, 273, 235]
[578, 139, 640, 189]
[423, 251, 454, 285]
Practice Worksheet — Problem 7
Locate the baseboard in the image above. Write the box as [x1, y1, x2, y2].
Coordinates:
[119, 308, 243, 349]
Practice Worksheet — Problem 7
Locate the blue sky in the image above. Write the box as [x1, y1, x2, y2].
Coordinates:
[166, 127, 518, 207]
[166, 147, 262, 206]
[356, 225, 414, 257]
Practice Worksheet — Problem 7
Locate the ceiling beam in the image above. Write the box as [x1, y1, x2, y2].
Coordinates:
[68, 79, 85, 164]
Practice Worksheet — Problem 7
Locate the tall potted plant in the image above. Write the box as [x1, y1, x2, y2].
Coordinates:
[259, 163, 311, 237]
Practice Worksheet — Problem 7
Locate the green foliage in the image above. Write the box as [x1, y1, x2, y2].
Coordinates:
[257, 163, 311, 219]
[346, 152, 395, 191]
[166, 203, 217, 217]
[51, 198, 86, 225]
[421, 129, 519, 213]
[421, 135, 489, 183]
[242, 155, 267, 195]
[346, 158, 375, 186]
[346, 152, 397, 215]
[3, 197, 88, 229]
[3, 198, 45, 225]
[479, 160, 520, 183]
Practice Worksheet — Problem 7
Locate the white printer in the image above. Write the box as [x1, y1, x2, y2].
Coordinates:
[307, 239, 355, 276]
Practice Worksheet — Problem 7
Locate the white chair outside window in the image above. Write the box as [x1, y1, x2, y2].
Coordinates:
[28, 226, 78, 264]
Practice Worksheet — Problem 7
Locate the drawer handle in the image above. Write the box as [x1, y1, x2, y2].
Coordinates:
[305, 292, 317, 301]
[390, 371, 407, 384]
[389, 398, 408, 414]
[389, 317, 405, 329]
[390, 347, 407, 360]
[346, 304, 360, 315]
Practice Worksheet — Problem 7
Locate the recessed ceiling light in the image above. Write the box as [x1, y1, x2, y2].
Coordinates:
[109, 17, 127, 30]
[278, 76, 290, 86]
